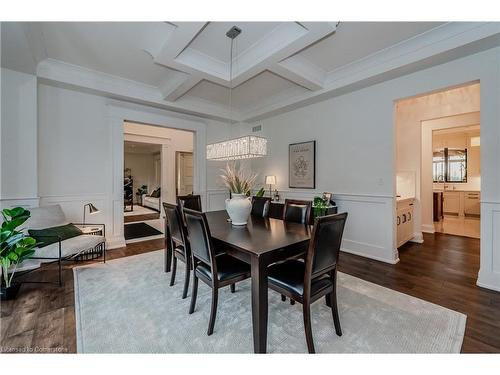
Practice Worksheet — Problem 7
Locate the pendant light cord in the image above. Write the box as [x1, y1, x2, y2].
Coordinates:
[229, 37, 233, 125]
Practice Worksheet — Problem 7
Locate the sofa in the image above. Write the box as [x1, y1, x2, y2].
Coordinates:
[17, 204, 106, 285]
[142, 187, 161, 211]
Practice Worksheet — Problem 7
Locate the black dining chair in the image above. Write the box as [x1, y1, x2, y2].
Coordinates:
[177, 194, 203, 226]
[183, 208, 251, 336]
[177, 194, 202, 212]
[283, 199, 312, 225]
[163, 202, 192, 299]
[251, 196, 271, 218]
[280, 198, 313, 304]
[267, 212, 348, 353]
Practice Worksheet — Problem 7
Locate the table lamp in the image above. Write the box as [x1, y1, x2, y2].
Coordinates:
[265, 176, 276, 198]
[83, 203, 100, 227]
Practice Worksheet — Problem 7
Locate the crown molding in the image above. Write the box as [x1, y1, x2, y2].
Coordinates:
[241, 22, 500, 122]
[31, 22, 500, 125]
[36, 58, 236, 122]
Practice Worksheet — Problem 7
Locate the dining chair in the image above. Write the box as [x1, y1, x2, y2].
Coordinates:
[283, 199, 312, 225]
[177, 194, 203, 227]
[267, 212, 348, 353]
[163, 202, 192, 299]
[281, 198, 313, 304]
[251, 196, 271, 217]
[177, 194, 202, 211]
[183, 208, 251, 336]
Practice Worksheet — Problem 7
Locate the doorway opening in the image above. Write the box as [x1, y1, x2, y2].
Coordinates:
[123, 121, 194, 243]
[394, 81, 480, 251]
[430, 122, 480, 238]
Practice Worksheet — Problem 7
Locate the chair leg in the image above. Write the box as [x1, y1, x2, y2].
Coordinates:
[331, 269, 342, 336]
[330, 291, 342, 336]
[207, 287, 219, 336]
[170, 257, 177, 286]
[303, 303, 315, 353]
[58, 258, 63, 287]
[189, 274, 198, 314]
[281, 294, 286, 302]
[182, 259, 190, 299]
[230, 284, 235, 293]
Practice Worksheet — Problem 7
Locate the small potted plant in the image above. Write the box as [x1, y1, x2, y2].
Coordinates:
[312, 196, 329, 218]
[220, 162, 257, 226]
[1, 207, 38, 300]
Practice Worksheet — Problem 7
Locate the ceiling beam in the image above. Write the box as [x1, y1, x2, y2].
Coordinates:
[155, 22, 207, 61]
[162, 75, 202, 101]
[270, 55, 326, 91]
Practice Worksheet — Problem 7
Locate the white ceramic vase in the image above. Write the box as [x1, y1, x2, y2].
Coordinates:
[225, 193, 252, 226]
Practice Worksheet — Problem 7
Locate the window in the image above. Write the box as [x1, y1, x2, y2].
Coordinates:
[433, 148, 467, 183]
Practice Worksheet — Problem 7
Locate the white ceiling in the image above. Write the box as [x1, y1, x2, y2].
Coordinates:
[188, 22, 282, 64]
[3, 21, 495, 122]
[299, 22, 443, 72]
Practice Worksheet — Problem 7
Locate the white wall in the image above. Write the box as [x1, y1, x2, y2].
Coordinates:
[36, 83, 215, 248]
[237, 47, 500, 290]
[0, 68, 38, 208]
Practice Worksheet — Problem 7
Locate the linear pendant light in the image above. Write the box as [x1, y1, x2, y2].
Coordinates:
[206, 26, 267, 161]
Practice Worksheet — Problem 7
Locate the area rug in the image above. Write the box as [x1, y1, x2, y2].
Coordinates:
[74, 250, 466, 353]
[123, 222, 162, 240]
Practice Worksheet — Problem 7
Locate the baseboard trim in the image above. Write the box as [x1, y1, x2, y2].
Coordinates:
[107, 236, 126, 250]
[477, 269, 500, 292]
[410, 232, 424, 243]
[341, 244, 399, 265]
[421, 224, 436, 234]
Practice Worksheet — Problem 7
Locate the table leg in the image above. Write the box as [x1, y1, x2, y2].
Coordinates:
[251, 256, 268, 353]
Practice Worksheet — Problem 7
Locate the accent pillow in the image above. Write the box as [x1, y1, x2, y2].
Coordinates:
[29, 223, 83, 248]
[150, 188, 161, 198]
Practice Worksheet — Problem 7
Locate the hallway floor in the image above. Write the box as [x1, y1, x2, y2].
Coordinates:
[434, 215, 480, 238]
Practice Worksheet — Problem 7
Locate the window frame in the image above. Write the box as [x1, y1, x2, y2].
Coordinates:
[432, 147, 468, 183]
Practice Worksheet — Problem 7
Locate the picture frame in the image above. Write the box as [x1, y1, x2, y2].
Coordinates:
[322, 192, 332, 203]
[289, 140, 316, 189]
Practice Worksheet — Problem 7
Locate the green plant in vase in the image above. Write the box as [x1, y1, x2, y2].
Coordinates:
[1, 207, 38, 300]
[312, 196, 329, 218]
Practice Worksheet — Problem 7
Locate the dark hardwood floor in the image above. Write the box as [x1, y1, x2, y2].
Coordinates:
[124, 213, 160, 223]
[1, 233, 499, 353]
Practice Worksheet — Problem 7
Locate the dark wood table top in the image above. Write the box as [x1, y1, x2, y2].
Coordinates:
[205, 210, 312, 257]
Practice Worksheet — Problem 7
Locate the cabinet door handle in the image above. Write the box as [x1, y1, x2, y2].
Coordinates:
[397, 216, 400, 225]
[402, 214, 407, 223]
[408, 212, 412, 221]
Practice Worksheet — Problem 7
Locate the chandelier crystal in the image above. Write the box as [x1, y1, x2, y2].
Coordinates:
[207, 135, 267, 160]
[206, 26, 267, 161]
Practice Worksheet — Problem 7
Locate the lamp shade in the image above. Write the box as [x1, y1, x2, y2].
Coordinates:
[265, 175, 276, 185]
[87, 203, 100, 214]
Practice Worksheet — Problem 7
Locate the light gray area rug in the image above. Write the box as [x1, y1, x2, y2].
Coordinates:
[74, 250, 466, 353]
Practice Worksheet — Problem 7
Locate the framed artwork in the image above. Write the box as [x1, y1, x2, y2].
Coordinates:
[289, 141, 316, 189]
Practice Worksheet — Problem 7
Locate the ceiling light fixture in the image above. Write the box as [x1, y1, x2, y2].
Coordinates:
[206, 26, 267, 161]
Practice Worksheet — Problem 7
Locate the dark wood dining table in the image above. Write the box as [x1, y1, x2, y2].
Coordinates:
[204, 210, 312, 353]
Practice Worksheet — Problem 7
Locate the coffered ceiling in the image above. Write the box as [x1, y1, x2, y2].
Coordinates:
[2, 21, 499, 122]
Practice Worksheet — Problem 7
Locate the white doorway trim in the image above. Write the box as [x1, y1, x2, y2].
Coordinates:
[107, 101, 207, 248]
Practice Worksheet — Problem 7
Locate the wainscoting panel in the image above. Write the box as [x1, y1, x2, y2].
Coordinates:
[0, 197, 40, 209]
[206, 189, 230, 212]
[210, 189, 398, 264]
[478, 201, 500, 291]
[37, 194, 121, 246]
